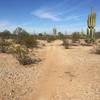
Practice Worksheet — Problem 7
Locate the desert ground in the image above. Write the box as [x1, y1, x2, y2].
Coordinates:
[0, 40, 100, 100]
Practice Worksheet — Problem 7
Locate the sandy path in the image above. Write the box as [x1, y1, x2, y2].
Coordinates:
[32, 41, 100, 100]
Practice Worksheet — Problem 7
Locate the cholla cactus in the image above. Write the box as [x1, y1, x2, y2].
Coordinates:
[0, 38, 11, 53]
[87, 9, 96, 42]
[10, 44, 28, 55]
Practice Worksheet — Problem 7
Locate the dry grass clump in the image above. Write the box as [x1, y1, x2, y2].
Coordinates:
[10, 44, 35, 65]
[47, 35, 57, 43]
[72, 32, 80, 43]
[62, 39, 70, 49]
[0, 38, 11, 53]
[15, 34, 38, 48]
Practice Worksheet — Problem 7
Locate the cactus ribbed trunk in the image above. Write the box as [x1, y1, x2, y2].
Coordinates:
[87, 9, 96, 42]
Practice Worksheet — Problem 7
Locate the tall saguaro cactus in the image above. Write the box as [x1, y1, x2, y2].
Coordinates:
[87, 9, 96, 42]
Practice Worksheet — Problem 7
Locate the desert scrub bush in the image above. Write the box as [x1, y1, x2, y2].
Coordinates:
[21, 36, 38, 48]
[72, 32, 81, 43]
[47, 35, 57, 43]
[11, 44, 34, 65]
[16, 34, 38, 48]
[58, 32, 64, 40]
[62, 39, 70, 49]
[0, 38, 11, 53]
[13, 27, 38, 48]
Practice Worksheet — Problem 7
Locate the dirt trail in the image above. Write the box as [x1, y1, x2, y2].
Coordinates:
[33, 41, 68, 100]
[32, 41, 100, 100]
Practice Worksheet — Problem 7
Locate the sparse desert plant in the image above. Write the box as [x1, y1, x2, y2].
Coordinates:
[17, 34, 38, 48]
[62, 39, 70, 49]
[0, 38, 11, 53]
[21, 36, 38, 48]
[47, 35, 57, 43]
[47, 37, 52, 43]
[11, 44, 34, 65]
[13, 27, 38, 48]
[72, 32, 80, 43]
[58, 32, 64, 40]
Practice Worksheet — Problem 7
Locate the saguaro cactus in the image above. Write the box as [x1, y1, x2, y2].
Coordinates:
[87, 9, 96, 42]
